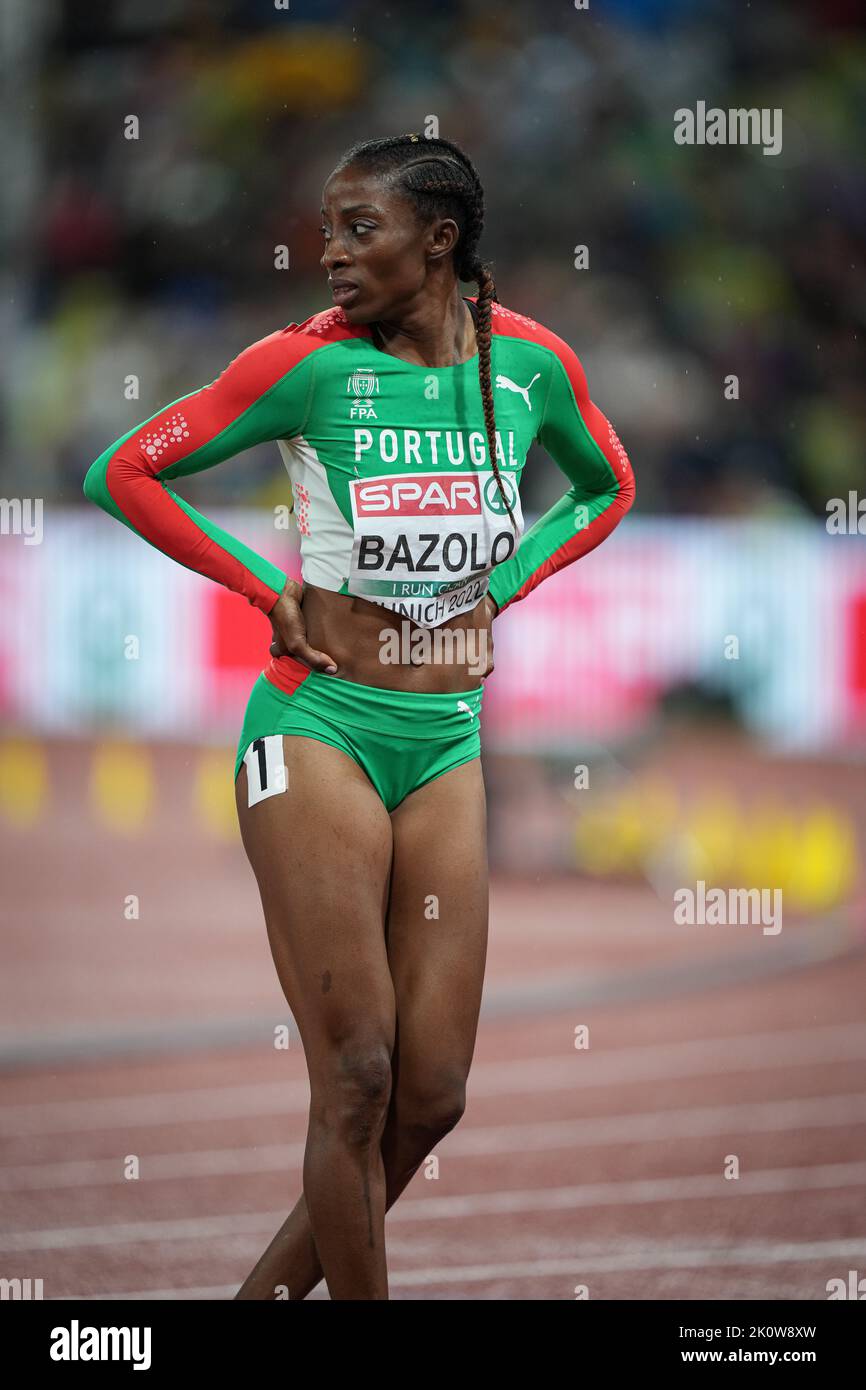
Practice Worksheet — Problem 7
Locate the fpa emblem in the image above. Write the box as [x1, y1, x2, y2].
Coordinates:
[348, 368, 380, 420]
[483, 473, 516, 515]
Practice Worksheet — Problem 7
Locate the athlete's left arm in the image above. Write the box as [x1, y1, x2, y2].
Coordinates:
[487, 339, 635, 615]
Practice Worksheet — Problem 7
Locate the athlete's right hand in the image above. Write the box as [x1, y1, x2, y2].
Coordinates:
[267, 579, 338, 674]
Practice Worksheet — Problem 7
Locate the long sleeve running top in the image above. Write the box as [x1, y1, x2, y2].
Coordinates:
[83, 298, 635, 628]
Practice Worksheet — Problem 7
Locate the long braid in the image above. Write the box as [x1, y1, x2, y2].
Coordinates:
[333, 133, 518, 533]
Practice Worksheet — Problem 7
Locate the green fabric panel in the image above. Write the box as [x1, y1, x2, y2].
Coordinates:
[157, 355, 316, 481]
[488, 350, 619, 610]
[167, 488, 287, 597]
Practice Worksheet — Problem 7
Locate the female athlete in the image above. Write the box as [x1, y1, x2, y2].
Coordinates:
[83, 133, 635, 1299]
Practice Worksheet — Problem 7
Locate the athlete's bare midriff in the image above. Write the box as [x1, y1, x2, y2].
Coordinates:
[296, 583, 494, 691]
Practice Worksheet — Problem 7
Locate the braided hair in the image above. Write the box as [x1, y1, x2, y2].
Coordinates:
[332, 132, 518, 533]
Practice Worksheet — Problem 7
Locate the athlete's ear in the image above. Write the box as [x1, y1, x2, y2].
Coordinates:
[426, 216, 461, 265]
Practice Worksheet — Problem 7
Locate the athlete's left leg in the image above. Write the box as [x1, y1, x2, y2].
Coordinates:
[233, 757, 489, 1299]
[378, 756, 489, 1196]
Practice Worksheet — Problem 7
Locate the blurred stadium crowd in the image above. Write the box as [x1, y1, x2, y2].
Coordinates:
[1, 0, 862, 521]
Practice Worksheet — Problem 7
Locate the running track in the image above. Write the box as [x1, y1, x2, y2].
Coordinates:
[1, 741, 865, 1300]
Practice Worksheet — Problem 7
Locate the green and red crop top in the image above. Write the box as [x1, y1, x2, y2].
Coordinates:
[83, 298, 635, 628]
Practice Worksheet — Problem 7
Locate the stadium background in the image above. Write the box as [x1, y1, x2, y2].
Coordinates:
[1, 0, 865, 1301]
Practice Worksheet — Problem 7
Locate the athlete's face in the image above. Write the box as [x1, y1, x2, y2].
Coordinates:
[319, 165, 459, 322]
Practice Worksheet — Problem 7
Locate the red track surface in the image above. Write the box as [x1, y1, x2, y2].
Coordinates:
[1, 741, 865, 1300]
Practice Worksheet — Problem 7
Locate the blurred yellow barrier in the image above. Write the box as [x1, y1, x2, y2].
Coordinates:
[194, 750, 238, 840]
[575, 778, 859, 912]
[790, 806, 858, 911]
[89, 743, 154, 834]
[0, 739, 47, 827]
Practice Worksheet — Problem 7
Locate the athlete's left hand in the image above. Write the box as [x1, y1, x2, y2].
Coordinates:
[267, 578, 338, 673]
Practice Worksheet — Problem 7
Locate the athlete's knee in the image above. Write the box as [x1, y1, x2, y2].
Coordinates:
[397, 1067, 467, 1145]
[312, 1038, 393, 1148]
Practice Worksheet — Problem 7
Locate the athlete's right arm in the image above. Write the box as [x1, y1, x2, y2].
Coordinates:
[82, 328, 316, 614]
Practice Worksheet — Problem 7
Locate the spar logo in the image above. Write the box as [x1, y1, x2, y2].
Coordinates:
[349, 471, 519, 586]
[352, 474, 482, 519]
[347, 368, 380, 420]
[483, 473, 517, 515]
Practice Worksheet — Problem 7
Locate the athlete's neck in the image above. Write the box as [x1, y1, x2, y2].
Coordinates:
[370, 291, 477, 368]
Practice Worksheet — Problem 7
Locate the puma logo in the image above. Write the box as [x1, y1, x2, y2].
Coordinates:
[495, 372, 541, 410]
[456, 699, 476, 722]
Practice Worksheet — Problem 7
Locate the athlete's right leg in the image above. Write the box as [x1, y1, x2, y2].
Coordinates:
[234, 735, 396, 1300]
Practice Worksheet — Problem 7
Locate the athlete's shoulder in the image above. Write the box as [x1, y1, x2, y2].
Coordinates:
[213, 309, 365, 398]
[488, 299, 589, 395]
[489, 299, 574, 354]
[283, 306, 370, 347]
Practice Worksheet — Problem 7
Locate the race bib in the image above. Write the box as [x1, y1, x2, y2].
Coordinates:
[347, 471, 523, 628]
[243, 735, 288, 808]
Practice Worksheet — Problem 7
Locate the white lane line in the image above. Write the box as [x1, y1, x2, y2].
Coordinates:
[451, 1091, 866, 1157]
[341, 1235, 866, 1288]
[3, 1090, 866, 1191]
[64, 1235, 866, 1300]
[2, 1161, 865, 1253]
[2, 1021, 866, 1136]
[391, 1161, 866, 1220]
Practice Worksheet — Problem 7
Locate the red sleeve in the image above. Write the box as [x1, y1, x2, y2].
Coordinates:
[84, 328, 316, 612]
